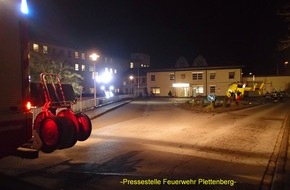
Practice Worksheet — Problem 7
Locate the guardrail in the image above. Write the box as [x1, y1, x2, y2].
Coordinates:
[31, 94, 133, 122]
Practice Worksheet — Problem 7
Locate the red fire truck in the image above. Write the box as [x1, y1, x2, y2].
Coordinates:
[0, 0, 91, 158]
[0, 0, 33, 158]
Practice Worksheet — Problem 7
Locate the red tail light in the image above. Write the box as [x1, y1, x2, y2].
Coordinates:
[25, 101, 32, 111]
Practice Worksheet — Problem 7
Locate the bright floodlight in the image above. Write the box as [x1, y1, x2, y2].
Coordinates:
[96, 71, 112, 83]
[21, 0, 29, 14]
[102, 71, 112, 83]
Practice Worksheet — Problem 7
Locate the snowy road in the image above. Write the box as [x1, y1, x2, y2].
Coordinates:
[0, 98, 289, 190]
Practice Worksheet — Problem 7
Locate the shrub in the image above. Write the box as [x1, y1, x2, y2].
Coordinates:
[204, 104, 215, 112]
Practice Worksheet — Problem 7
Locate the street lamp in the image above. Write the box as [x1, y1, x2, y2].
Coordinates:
[277, 61, 289, 75]
[129, 75, 134, 94]
[90, 53, 99, 107]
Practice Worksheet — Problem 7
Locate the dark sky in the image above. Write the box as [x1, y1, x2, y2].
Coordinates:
[28, 0, 288, 74]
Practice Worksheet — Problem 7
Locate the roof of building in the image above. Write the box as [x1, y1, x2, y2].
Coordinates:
[147, 65, 244, 73]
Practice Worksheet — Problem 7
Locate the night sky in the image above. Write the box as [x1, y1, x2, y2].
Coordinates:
[28, 0, 288, 74]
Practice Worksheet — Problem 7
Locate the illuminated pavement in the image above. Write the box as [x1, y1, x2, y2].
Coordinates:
[0, 98, 289, 190]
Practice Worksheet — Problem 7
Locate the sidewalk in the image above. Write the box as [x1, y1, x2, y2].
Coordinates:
[83, 99, 132, 120]
[282, 115, 290, 190]
[270, 112, 290, 190]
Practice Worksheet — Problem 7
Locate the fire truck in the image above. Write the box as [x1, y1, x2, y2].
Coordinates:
[0, 0, 33, 158]
[0, 0, 91, 158]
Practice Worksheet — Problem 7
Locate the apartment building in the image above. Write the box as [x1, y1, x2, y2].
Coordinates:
[121, 53, 150, 96]
[147, 66, 242, 97]
[29, 41, 128, 95]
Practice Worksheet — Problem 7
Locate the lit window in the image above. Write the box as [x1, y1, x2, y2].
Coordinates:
[229, 72, 235, 79]
[210, 72, 216, 80]
[81, 53, 85, 59]
[193, 85, 204, 94]
[114, 69, 117, 74]
[43, 45, 48, 54]
[75, 64, 79, 71]
[130, 62, 134, 68]
[75, 52, 79, 58]
[151, 87, 160, 94]
[81, 65, 85, 71]
[33, 43, 39, 52]
[192, 72, 203, 80]
[210, 85, 216, 93]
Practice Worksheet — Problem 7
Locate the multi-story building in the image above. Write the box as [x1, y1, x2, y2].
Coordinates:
[121, 53, 150, 97]
[29, 40, 128, 96]
[147, 66, 243, 97]
[29, 41, 290, 99]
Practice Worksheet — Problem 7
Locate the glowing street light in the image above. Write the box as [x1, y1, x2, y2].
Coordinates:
[89, 53, 99, 62]
[276, 61, 289, 75]
[90, 53, 99, 107]
[129, 75, 134, 94]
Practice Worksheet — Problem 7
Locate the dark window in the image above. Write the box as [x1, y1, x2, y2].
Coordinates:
[210, 86, 216, 93]
[169, 74, 175, 80]
[229, 72, 235, 79]
[151, 75, 155, 81]
[210, 73, 216, 80]
[192, 73, 203, 80]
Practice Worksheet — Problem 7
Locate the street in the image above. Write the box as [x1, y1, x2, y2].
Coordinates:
[0, 98, 289, 190]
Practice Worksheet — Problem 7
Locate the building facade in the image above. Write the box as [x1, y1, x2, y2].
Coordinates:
[28, 41, 290, 99]
[147, 66, 242, 97]
[29, 41, 128, 96]
[121, 53, 150, 97]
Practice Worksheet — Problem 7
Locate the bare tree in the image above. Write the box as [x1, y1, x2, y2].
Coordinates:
[277, 3, 290, 51]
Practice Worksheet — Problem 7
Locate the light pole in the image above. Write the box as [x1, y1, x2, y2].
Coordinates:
[90, 53, 99, 107]
[129, 75, 134, 95]
[276, 61, 289, 75]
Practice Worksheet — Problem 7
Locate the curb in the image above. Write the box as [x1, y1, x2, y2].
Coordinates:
[88, 100, 132, 120]
[259, 112, 289, 190]
[271, 112, 289, 190]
